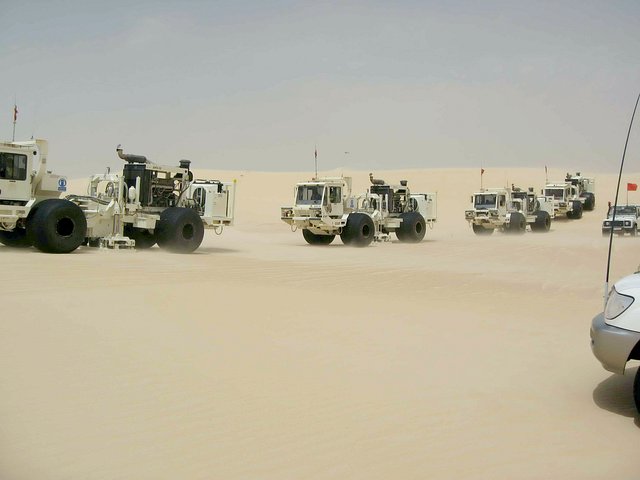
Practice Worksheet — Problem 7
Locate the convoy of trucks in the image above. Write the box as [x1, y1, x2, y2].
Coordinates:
[0, 137, 606, 250]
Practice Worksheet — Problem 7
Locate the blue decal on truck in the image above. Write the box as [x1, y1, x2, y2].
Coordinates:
[58, 178, 67, 192]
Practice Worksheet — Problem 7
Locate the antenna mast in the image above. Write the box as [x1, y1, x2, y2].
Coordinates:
[11, 99, 17, 141]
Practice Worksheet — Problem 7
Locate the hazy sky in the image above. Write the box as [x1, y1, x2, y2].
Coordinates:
[2, 0, 639, 175]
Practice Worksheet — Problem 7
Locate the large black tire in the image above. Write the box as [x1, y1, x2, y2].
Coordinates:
[341, 213, 374, 247]
[568, 201, 583, 220]
[634, 367, 640, 414]
[27, 199, 87, 253]
[156, 207, 204, 253]
[0, 228, 32, 248]
[506, 212, 526, 234]
[582, 193, 595, 211]
[396, 212, 426, 243]
[124, 225, 157, 249]
[530, 210, 551, 232]
[302, 229, 335, 245]
[472, 224, 494, 235]
[340, 227, 353, 245]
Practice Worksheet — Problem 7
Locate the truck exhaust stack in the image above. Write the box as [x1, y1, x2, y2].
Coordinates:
[116, 144, 148, 164]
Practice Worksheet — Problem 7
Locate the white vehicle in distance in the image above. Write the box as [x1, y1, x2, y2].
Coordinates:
[543, 182, 583, 219]
[602, 205, 640, 236]
[464, 186, 553, 235]
[591, 273, 640, 411]
[281, 174, 437, 247]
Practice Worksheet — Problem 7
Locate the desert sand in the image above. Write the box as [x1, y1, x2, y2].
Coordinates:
[1, 167, 639, 479]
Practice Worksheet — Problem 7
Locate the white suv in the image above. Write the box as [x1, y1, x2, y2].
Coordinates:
[591, 273, 640, 411]
[602, 205, 640, 236]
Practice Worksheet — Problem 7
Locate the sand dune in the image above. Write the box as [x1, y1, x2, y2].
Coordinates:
[1, 168, 639, 479]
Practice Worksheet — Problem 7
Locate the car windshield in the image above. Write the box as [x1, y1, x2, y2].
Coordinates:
[474, 194, 496, 209]
[545, 188, 565, 200]
[296, 185, 324, 206]
[608, 205, 637, 216]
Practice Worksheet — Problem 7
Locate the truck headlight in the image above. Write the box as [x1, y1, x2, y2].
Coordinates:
[625, 221, 632, 227]
[605, 288, 634, 320]
[604, 221, 611, 226]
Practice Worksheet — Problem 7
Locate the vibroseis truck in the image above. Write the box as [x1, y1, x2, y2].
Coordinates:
[543, 173, 595, 219]
[0, 140, 235, 253]
[281, 173, 437, 247]
[465, 186, 553, 235]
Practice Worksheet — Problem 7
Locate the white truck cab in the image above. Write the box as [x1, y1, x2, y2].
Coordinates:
[0, 139, 67, 231]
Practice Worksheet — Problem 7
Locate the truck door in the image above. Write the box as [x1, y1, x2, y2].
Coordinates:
[0, 151, 31, 202]
[498, 194, 507, 215]
[327, 186, 343, 216]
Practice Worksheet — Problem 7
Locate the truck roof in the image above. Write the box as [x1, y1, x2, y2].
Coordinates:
[472, 188, 508, 194]
[0, 139, 47, 152]
[296, 176, 349, 185]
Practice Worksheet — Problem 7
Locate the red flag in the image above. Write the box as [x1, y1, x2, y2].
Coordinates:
[627, 183, 638, 191]
[13, 105, 17, 123]
[481, 168, 485, 175]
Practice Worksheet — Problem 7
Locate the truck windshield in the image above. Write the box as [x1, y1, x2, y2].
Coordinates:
[544, 188, 565, 200]
[608, 205, 637, 216]
[474, 194, 496, 209]
[0, 153, 28, 181]
[296, 185, 324, 206]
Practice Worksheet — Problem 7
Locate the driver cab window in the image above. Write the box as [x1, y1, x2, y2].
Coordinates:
[0, 153, 27, 180]
[499, 196, 505, 207]
[329, 186, 341, 203]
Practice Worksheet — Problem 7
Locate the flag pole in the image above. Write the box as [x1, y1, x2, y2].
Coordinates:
[12, 103, 17, 142]
[314, 145, 318, 180]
